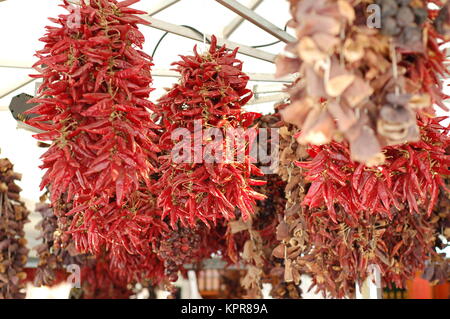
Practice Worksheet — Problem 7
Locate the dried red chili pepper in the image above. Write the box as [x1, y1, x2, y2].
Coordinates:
[26, 0, 162, 262]
[298, 115, 450, 222]
[155, 36, 265, 228]
[276, 114, 450, 298]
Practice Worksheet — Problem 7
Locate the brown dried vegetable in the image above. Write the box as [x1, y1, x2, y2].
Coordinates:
[228, 113, 297, 299]
[0, 158, 29, 299]
[33, 201, 90, 287]
[276, 0, 447, 166]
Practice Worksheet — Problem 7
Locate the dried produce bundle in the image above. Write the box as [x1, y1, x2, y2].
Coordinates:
[98, 188, 167, 284]
[279, 206, 441, 297]
[376, 0, 428, 51]
[272, 110, 309, 288]
[296, 115, 450, 223]
[0, 158, 29, 299]
[34, 202, 90, 287]
[26, 0, 161, 256]
[157, 226, 203, 283]
[422, 175, 450, 285]
[274, 115, 449, 297]
[228, 113, 290, 298]
[156, 36, 265, 228]
[276, 0, 449, 165]
[71, 259, 134, 299]
[422, 253, 449, 285]
[34, 197, 163, 297]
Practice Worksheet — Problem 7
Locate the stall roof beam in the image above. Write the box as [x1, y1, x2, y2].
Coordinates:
[0, 78, 35, 100]
[139, 16, 276, 63]
[153, 69, 294, 82]
[215, 0, 296, 43]
[148, 0, 181, 16]
[222, 0, 263, 39]
[0, 65, 294, 82]
[247, 93, 288, 105]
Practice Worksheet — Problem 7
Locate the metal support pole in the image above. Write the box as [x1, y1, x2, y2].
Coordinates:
[153, 69, 294, 82]
[215, 0, 296, 43]
[247, 93, 288, 105]
[0, 78, 35, 100]
[222, 0, 264, 38]
[139, 16, 277, 63]
[0, 66, 294, 82]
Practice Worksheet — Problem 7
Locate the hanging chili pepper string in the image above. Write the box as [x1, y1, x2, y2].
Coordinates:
[155, 35, 265, 228]
[27, 0, 165, 260]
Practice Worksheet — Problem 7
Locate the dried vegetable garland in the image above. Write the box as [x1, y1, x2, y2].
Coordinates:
[34, 202, 89, 287]
[0, 158, 29, 299]
[228, 114, 293, 299]
[155, 36, 265, 228]
[422, 176, 450, 285]
[22, 0, 450, 298]
[274, 116, 450, 297]
[271, 110, 309, 289]
[276, 0, 448, 166]
[26, 0, 162, 258]
[70, 259, 134, 299]
[33, 199, 154, 298]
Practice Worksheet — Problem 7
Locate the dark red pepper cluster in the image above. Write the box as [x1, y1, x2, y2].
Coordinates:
[155, 36, 265, 228]
[276, 115, 450, 297]
[76, 259, 134, 299]
[34, 202, 89, 287]
[297, 115, 450, 223]
[26, 0, 165, 271]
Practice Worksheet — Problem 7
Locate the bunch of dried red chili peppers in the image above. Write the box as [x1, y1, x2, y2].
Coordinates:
[27, 0, 266, 292]
[155, 36, 265, 228]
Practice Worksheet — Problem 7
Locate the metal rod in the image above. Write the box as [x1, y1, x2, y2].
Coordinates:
[148, 0, 180, 16]
[0, 65, 294, 82]
[0, 78, 35, 100]
[153, 69, 294, 82]
[215, 0, 296, 43]
[247, 93, 288, 105]
[0, 64, 32, 69]
[222, 0, 263, 38]
[139, 16, 277, 63]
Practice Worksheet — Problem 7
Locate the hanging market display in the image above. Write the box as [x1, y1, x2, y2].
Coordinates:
[0, 0, 447, 299]
[33, 201, 89, 287]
